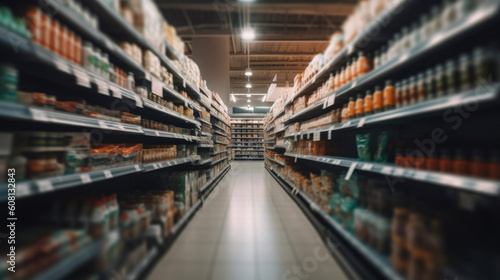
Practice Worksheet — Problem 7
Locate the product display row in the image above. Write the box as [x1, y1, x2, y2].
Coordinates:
[264, 0, 500, 279]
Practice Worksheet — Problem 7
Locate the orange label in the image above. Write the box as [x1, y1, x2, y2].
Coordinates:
[355, 99, 364, 115]
[373, 91, 383, 109]
[364, 96, 373, 113]
[383, 86, 395, 106]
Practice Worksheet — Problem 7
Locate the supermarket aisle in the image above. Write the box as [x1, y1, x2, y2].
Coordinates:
[146, 161, 349, 280]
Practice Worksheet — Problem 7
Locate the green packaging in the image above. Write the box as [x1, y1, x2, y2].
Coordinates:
[374, 131, 389, 163]
[356, 133, 371, 161]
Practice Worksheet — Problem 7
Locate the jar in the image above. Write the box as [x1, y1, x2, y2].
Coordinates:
[74, 36, 82, 65]
[459, 53, 473, 91]
[419, 14, 430, 40]
[435, 64, 445, 98]
[364, 91, 373, 116]
[439, 148, 453, 173]
[350, 58, 358, 80]
[445, 59, 459, 95]
[0, 64, 18, 102]
[400, 79, 409, 107]
[391, 208, 410, 273]
[127, 72, 135, 91]
[442, 0, 457, 29]
[334, 71, 340, 89]
[394, 81, 401, 108]
[8, 155, 27, 181]
[395, 149, 404, 166]
[408, 76, 417, 104]
[339, 67, 346, 87]
[41, 13, 51, 49]
[348, 97, 356, 119]
[373, 86, 383, 113]
[425, 68, 435, 99]
[357, 52, 370, 77]
[355, 94, 364, 117]
[471, 149, 488, 178]
[417, 73, 426, 102]
[82, 42, 94, 71]
[50, 20, 61, 55]
[383, 80, 395, 110]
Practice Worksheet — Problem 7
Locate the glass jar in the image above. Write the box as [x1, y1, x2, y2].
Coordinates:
[383, 80, 395, 110]
[425, 68, 435, 99]
[409, 22, 420, 49]
[445, 59, 458, 95]
[400, 79, 409, 107]
[435, 64, 445, 98]
[355, 93, 364, 118]
[459, 53, 473, 91]
[408, 76, 417, 104]
[364, 90, 374, 116]
[348, 97, 356, 119]
[373, 86, 384, 113]
[417, 73, 426, 102]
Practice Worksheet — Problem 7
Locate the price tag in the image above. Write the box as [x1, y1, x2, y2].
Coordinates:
[393, 168, 405, 176]
[173, 160, 178, 165]
[158, 163, 163, 168]
[294, 135, 298, 141]
[357, 117, 366, 128]
[117, 124, 125, 130]
[104, 170, 113, 179]
[350, 81, 357, 89]
[155, 131, 160, 136]
[342, 121, 351, 128]
[327, 95, 336, 107]
[332, 159, 341, 165]
[37, 180, 53, 193]
[134, 164, 141, 171]
[96, 79, 110, 96]
[414, 171, 427, 180]
[74, 68, 91, 88]
[16, 183, 30, 197]
[381, 166, 392, 175]
[345, 162, 357, 180]
[295, 156, 298, 163]
[313, 131, 321, 141]
[54, 59, 71, 74]
[80, 174, 92, 184]
[300, 134, 304, 140]
[183, 78, 186, 88]
[110, 85, 122, 99]
[328, 128, 334, 140]
[145, 72, 151, 81]
[361, 163, 373, 171]
[152, 78, 163, 97]
[98, 120, 108, 129]
[134, 95, 143, 108]
[348, 44, 355, 55]
[166, 161, 172, 166]
[153, 163, 159, 169]
[323, 98, 328, 109]
[29, 108, 49, 122]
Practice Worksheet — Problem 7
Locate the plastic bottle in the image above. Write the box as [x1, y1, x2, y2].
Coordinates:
[439, 148, 453, 173]
[82, 42, 93, 71]
[459, 53, 472, 91]
[417, 73, 426, 102]
[348, 97, 356, 119]
[425, 68, 435, 99]
[453, 148, 470, 175]
[102, 53, 110, 80]
[435, 64, 445, 97]
[471, 149, 488, 178]
[355, 94, 364, 118]
[357, 52, 370, 77]
[341, 104, 349, 122]
[383, 80, 395, 110]
[127, 72, 135, 91]
[408, 76, 417, 104]
[373, 86, 383, 113]
[395, 81, 401, 108]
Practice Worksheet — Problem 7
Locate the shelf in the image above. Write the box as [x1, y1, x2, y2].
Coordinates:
[199, 131, 212, 137]
[231, 128, 263, 131]
[211, 157, 228, 166]
[284, 1, 500, 125]
[196, 158, 213, 165]
[199, 164, 231, 194]
[274, 126, 288, 134]
[210, 113, 230, 126]
[265, 155, 285, 166]
[211, 150, 228, 155]
[234, 156, 264, 160]
[214, 130, 231, 138]
[232, 137, 264, 139]
[199, 98, 212, 111]
[161, 83, 201, 112]
[198, 144, 214, 148]
[233, 148, 264, 152]
[266, 166, 404, 280]
[127, 247, 159, 280]
[214, 140, 229, 145]
[284, 84, 500, 139]
[143, 156, 199, 172]
[284, 153, 500, 196]
[231, 146, 263, 149]
[171, 199, 202, 235]
[232, 141, 264, 144]
[265, 146, 287, 153]
[196, 118, 212, 126]
[87, 0, 201, 100]
[32, 239, 102, 280]
[144, 129, 200, 142]
[142, 98, 200, 126]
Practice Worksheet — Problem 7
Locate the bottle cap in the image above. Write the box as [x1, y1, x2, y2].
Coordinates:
[385, 80, 393, 86]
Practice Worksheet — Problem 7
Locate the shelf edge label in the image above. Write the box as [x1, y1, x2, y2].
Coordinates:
[345, 162, 357, 180]
[74, 68, 91, 88]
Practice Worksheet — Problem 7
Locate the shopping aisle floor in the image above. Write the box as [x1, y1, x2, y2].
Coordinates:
[147, 161, 348, 280]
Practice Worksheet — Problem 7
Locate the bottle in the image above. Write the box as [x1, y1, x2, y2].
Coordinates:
[373, 50, 380, 69]
[357, 52, 370, 77]
[408, 76, 417, 104]
[74, 36, 82, 65]
[425, 68, 435, 99]
[380, 46, 388, 66]
[94, 48, 103, 75]
[395, 149, 404, 167]
[348, 97, 356, 119]
[355, 94, 364, 118]
[345, 61, 352, 83]
[383, 80, 395, 110]
[430, 5, 442, 35]
[82, 42, 93, 71]
[439, 148, 453, 173]
[0, 64, 18, 102]
[419, 14, 430, 39]
[445, 59, 458, 95]
[351, 57, 359, 80]
[341, 104, 349, 122]
[471, 149, 488, 178]
[435, 64, 445, 97]
[426, 149, 439, 171]
[400, 79, 408, 107]
[416, 73, 426, 102]
[373, 86, 383, 113]
[400, 26, 410, 53]
[473, 46, 495, 87]
[89, 199, 105, 238]
[395, 81, 401, 108]
[364, 90, 373, 116]
[459, 53, 472, 91]
[334, 71, 340, 89]
[339, 67, 346, 87]
[453, 148, 470, 175]
[409, 22, 420, 49]
[328, 73, 335, 91]
[50, 20, 61, 55]
[442, 0, 458, 29]
[109, 62, 116, 83]
[102, 53, 110, 80]
[127, 72, 135, 91]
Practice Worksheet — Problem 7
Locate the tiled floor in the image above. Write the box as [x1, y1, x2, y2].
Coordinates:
[146, 161, 349, 280]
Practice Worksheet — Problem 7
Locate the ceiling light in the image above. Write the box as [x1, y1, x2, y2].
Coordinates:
[245, 67, 253, 76]
[242, 27, 255, 41]
[247, 94, 251, 97]
[245, 81, 252, 88]
[247, 99, 251, 103]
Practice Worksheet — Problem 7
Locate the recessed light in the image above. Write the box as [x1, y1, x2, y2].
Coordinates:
[242, 27, 255, 41]
[245, 82, 252, 88]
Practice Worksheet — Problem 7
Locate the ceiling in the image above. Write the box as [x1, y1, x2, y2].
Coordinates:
[156, 0, 356, 106]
